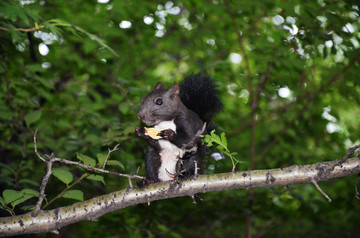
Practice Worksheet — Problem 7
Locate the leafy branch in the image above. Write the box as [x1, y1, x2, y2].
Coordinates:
[203, 130, 244, 172]
[0, 19, 119, 57]
[0, 130, 143, 216]
[43, 147, 124, 209]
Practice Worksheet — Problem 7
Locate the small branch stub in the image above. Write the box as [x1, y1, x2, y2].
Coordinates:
[311, 178, 332, 203]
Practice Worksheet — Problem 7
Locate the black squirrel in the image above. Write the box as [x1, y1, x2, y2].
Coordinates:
[136, 73, 223, 187]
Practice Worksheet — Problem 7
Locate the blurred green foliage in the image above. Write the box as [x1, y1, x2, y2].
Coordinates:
[0, 0, 360, 237]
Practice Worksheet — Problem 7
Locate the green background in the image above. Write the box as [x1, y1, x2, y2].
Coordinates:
[0, 0, 359, 237]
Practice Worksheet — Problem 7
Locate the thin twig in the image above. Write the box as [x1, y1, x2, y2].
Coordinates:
[327, 145, 360, 171]
[194, 161, 199, 176]
[32, 130, 54, 216]
[232, 163, 236, 173]
[128, 177, 133, 188]
[341, 145, 360, 163]
[102, 144, 120, 169]
[33, 130, 46, 162]
[50, 230, 60, 235]
[311, 178, 332, 202]
[0, 25, 43, 32]
[32, 157, 55, 216]
[51, 157, 144, 179]
[191, 195, 197, 204]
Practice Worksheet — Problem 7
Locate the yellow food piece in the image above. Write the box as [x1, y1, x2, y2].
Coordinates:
[144, 127, 163, 140]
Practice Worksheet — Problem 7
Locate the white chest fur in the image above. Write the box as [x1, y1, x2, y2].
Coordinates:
[154, 120, 184, 181]
[154, 120, 177, 131]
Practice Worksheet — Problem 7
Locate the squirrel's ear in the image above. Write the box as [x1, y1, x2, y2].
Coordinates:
[169, 83, 179, 96]
[155, 82, 164, 90]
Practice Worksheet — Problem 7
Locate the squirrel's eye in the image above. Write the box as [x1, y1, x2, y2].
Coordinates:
[155, 98, 163, 105]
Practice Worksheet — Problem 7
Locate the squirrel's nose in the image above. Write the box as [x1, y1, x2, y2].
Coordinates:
[138, 113, 145, 121]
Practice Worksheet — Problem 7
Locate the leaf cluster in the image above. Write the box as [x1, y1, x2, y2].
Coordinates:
[203, 130, 244, 172]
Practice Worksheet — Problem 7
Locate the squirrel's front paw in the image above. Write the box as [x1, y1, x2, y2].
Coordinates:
[158, 129, 175, 139]
[135, 126, 146, 137]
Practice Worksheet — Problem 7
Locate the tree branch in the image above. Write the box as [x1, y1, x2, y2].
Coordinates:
[0, 25, 43, 32]
[1, 155, 359, 237]
[33, 131, 143, 180]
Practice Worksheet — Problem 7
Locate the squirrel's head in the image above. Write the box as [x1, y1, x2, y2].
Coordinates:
[138, 82, 183, 126]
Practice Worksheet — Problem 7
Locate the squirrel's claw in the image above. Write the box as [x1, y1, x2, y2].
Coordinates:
[158, 129, 175, 139]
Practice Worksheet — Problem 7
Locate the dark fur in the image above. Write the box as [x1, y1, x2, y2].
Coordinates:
[180, 73, 223, 122]
[136, 73, 223, 187]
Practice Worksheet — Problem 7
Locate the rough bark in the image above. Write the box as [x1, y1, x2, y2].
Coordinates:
[0, 157, 359, 237]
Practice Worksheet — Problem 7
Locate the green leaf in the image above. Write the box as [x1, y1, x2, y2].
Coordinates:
[2, 189, 23, 204]
[24, 110, 42, 126]
[52, 168, 73, 185]
[73, 25, 119, 57]
[0, 197, 6, 206]
[2, 189, 36, 207]
[43, 22, 63, 36]
[26, 64, 46, 73]
[220, 132, 228, 148]
[86, 174, 105, 185]
[21, 205, 36, 211]
[118, 103, 129, 114]
[62, 190, 84, 201]
[11, 188, 40, 207]
[216, 145, 223, 151]
[96, 153, 107, 167]
[11, 193, 36, 207]
[76, 153, 96, 167]
[7, 24, 22, 44]
[106, 160, 125, 170]
[35, 76, 54, 89]
[47, 18, 72, 27]
[21, 189, 39, 197]
[0, 162, 16, 174]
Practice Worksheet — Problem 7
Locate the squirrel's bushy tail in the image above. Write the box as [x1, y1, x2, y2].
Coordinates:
[180, 73, 223, 122]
